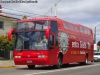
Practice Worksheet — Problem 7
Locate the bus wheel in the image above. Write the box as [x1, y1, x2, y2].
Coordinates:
[27, 65, 35, 69]
[84, 56, 88, 65]
[54, 56, 62, 69]
[62, 63, 69, 67]
[79, 56, 88, 65]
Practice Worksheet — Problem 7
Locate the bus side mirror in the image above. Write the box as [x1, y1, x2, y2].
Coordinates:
[8, 28, 15, 40]
[45, 26, 51, 38]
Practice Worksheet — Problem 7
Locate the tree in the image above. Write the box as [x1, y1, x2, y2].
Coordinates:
[22, 15, 27, 19]
[0, 34, 14, 51]
[97, 41, 100, 46]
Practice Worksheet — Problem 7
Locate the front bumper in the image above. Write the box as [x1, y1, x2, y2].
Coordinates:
[14, 58, 49, 65]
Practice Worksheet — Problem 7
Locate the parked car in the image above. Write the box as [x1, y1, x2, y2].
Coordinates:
[94, 52, 100, 62]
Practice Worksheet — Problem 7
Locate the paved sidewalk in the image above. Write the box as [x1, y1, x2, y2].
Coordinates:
[0, 60, 15, 68]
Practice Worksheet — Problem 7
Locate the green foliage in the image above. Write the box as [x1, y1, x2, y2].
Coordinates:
[0, 35, 14, 51]
[22, 15, 27, 19]
[97, 48, 100, 52]
[97, 41, 100, 46]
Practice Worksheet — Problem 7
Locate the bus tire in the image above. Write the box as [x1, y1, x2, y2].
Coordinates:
[84, 56, 88, 65]
[62, 63, 69, 67]
[27, 65, 35, 69]
[54, 55, 62, 69]
[79, 56, 88, 65]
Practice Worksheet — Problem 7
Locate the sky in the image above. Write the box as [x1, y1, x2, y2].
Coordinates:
[0, 0, 100, 44]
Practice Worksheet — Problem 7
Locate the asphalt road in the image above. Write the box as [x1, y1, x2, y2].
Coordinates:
[0, 62, 100, 75]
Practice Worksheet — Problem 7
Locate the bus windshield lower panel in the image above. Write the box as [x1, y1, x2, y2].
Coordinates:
[14, 31, 48, 50]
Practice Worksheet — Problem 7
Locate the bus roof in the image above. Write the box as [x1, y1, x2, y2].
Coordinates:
[18, 16, 59, 22]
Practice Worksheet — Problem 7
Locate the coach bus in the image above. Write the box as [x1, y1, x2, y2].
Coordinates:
[8, 17, 94, 69]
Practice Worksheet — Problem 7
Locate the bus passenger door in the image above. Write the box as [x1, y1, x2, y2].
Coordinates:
[49, 35, 54, 49]
[48, 20, 58, 64]
[49, 34, 58, 65]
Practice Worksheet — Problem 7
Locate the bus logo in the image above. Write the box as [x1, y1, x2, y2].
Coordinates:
[28, 55, 30, 58]
[59, 32, 69, 54]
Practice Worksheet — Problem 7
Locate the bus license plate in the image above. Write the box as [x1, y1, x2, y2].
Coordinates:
[27, 60, 32, 63]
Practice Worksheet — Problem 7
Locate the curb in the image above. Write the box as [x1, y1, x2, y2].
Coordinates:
[0, 66, 16, 68]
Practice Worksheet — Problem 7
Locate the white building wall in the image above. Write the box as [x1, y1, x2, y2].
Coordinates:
[0, 16, 18, 35]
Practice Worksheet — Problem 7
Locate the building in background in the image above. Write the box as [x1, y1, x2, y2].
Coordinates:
[0, 13, 19, 35]
[0, 5, 20, 60]
[94, 44, 100, 52]
[0, 5, 20, 35]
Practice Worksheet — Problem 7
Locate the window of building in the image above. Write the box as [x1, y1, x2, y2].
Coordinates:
[0, 21, 4, 29]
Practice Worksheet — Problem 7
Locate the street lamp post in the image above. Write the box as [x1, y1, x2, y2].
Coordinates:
[94, 24, 100, 44]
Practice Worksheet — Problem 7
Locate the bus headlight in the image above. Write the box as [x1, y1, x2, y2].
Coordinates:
[15, 56, 21, 58]
[38, 55, 47, 58]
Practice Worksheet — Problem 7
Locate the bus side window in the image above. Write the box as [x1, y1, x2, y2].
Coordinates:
[75, 26, 79, 32]
[50, 35, 54, 49]
[51, 21, 58, 34]
[69, 24, 75, 30]
[80, 26, 84, 32]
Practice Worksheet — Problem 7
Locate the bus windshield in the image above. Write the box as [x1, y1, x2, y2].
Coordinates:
[17, 20, 49, 30]
[14, 31, 48, 50]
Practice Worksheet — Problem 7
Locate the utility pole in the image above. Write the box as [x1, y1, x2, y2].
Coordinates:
[54, 0, 61, 17]
[94, 24, 100, 44]
[54, 3, 57, 17]
[94, 26, 96, 44]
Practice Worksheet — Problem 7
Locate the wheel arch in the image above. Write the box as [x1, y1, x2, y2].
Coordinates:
[86, 53, 88, 58]
[57, 52, 63, 63]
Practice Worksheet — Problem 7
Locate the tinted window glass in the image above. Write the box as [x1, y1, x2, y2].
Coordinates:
[84, 27, 87, 34]
[55, 36, 58, 47]
[75, 26, 79, 32]
[70, 24, 74, 30]
[94, 53, 100, 55]
[17, 20, 49, 30]
[87, 29, 90, 35]
[64, 22, 69, 29]
[80, 26, 84, 32]
[51, 21, 58, 34]
[15, 32, 48, 50]
[50, 35, 54, 46]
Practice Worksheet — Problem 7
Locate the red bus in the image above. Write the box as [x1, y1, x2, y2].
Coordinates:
[8, 17, 94, 69]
